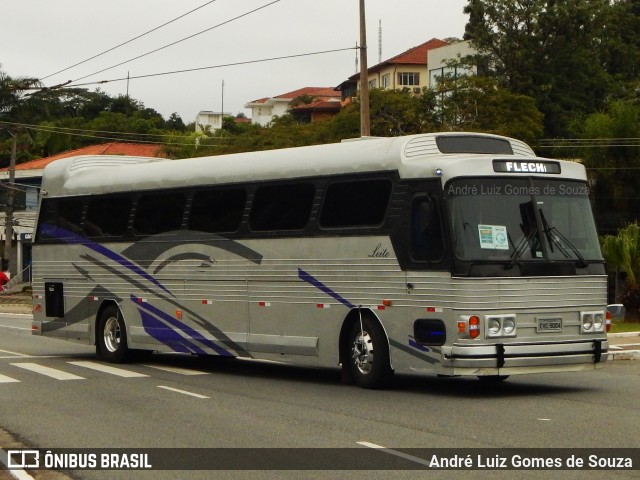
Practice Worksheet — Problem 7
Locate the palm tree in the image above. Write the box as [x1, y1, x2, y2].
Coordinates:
[601, 222, 640, 322]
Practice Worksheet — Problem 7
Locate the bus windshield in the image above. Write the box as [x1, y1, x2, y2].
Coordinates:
[446, 178, 602, 264]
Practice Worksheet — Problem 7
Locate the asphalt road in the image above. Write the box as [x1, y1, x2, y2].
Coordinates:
[1, 312, 639, 480]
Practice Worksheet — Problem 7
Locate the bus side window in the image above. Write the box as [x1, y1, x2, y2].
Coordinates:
[411, 195, 444, 262]
[320, 179, 392, 228]
[189, 189, 246, 233]
[134, 192, 186, 235]
[249, 183, 315, 231]
[37, 198, 84, 240]
[85, 196, 132, 238]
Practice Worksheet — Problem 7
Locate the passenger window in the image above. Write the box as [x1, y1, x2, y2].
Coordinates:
[134, 192, 186, 235]
[411, 195, 444, 262]
[37, 198, 84, 240]
[320, 179, 391, 228]
[189, 189, 246, 233]
[85, 196, 132, 238]
[250, 183, 315, 231]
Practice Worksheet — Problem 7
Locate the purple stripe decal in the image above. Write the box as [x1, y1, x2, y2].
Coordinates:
[138, 309, 199, 354]
[297, 268, 355, 309]
[41, 224, 172, 296]
[409, 339, 430, 352]
[132, 295, 233, 357]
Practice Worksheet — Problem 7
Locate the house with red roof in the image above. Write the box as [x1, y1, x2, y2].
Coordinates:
[244, 87, 341, 126]
[336, 38, 475, 101]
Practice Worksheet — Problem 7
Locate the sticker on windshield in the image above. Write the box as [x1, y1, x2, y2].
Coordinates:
[478, 225, 509, 250]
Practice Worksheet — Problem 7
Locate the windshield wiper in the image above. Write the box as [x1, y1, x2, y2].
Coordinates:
[505, 228, 538, 269]
[539, 210, 589, 268]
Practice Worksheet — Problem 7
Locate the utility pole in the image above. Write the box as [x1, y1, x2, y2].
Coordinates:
[359, 0, 370, 137]
[3, 128, 17, 274]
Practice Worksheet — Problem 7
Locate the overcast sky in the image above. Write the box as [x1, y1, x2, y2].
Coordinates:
[1, 0, 469, 123]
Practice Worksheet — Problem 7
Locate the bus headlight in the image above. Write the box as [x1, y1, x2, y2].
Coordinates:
[485, 315, 517, 338]
[488, 318, 501, 336]
[581, 311, 605, 333]
[502, 317, 516, 335]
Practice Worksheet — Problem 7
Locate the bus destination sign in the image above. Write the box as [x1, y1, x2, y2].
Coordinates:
[493, 160, 561, 174]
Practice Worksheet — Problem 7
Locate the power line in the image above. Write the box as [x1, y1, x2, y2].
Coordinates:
[41, 0, 220, 81]
[66, 0, 283, 85]
[0, 120, 226, 147]
[0, 120, 172, 138]
[63, 47, 357, 89]
[540, 138, 640, 148]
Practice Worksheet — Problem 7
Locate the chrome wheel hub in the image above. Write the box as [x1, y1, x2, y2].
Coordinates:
[103, 317, 121, 353]
[352, 330, 374, 375]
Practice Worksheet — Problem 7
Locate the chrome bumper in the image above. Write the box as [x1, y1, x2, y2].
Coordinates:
[443, 339, 608, 369]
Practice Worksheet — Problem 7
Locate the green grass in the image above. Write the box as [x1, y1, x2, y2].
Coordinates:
[610, 319, 640, 333]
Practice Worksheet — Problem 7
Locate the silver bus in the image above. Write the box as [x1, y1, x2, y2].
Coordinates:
[31, 132, 609, 388]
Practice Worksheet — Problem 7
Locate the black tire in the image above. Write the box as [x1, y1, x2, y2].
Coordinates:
[96, 305, 130, 363]
[348, 315, 393, 389]
[477, 375, 509, 382]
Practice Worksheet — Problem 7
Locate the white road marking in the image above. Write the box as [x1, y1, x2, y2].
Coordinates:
[158, 385, 209, 399]
[68, 361, 148, 378]
[0, 324, 31, 331]
[357, 441, 431, 467]
[11, 363, 85, 381]
[0, 349, 29, 357]
[142, 364, 210, 375]
[0, 373, 21, 384]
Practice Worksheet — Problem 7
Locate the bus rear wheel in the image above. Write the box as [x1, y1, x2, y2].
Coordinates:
[348, 316, 393, 389]
[97, 306, 130, 363]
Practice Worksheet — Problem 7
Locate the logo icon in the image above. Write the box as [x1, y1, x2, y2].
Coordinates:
[7, 450, 40, 469]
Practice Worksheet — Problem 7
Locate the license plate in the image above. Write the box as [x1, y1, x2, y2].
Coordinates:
[537, 318, 563, 332]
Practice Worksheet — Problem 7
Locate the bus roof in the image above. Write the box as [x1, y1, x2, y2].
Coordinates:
[41, 132, 587, 197]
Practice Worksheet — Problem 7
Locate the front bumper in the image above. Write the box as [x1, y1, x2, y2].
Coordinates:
[442, 338, 608, 370]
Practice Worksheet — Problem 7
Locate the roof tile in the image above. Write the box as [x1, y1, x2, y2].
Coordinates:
[6, 142, 166, 171]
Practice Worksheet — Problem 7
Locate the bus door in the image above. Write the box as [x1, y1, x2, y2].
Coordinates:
[404, 186, 450, 370]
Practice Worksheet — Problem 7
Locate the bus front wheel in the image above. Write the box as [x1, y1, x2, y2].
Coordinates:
[348, 316, 393, 389]
[97, 306, 130, 363]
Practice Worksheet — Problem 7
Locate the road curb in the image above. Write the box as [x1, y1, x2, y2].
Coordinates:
[609, 349, 640, 361]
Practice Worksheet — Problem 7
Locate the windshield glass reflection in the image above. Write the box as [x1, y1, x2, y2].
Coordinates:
[446, 178, 602, 263]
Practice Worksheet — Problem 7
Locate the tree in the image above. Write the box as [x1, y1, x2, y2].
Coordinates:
[429, 74, 543, 144]
[463, 0, 622, 137]
[601, 222, 640, 321]
[166, 113, 186, 131]
[577, 101, 640, 233]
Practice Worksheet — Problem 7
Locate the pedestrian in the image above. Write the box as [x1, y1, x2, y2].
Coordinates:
[0, 268, 9, 293]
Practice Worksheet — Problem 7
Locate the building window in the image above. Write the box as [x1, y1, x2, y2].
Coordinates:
[381, 74, 391, 89]
[397, 72, 420, 86]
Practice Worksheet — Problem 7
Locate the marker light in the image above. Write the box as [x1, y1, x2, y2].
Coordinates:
[605, 311, 612, 333]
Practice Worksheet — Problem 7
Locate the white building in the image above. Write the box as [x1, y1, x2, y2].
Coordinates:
[195, 111, 231, 133]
